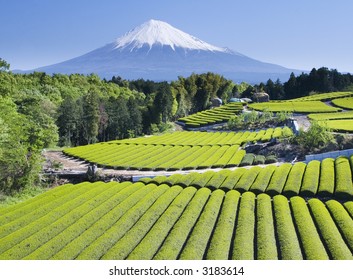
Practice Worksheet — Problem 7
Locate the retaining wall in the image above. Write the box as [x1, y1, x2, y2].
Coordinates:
[305, 148, 353, 163]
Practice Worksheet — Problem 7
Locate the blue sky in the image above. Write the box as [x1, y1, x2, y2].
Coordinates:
[1, 0, 353, 74]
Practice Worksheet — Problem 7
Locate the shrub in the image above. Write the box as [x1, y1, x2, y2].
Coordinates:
[219, 168, 247, 191]
[162, 174, 184, 186]
[190, 171, 215, 189]
[234, 166, 262, 193]
[253, 155, 265, 165]
[256, 193, 278, 260]
[231, 192, 256, 260]
[198, 146, 229, 169]
[150, 175, 168, 185]
[101, 186, 183, 260]
[0, 182, 78, 230]
[205, 170, 232, 190]
[75, 184, 168, 260]
[290, 196, 329, 259]
[138, 177, 152, 184]
[281, 126, 294, 137]
[51, 183, 151, 260]
[318, 158, 335, 197]
[334, 156, 353, 199]
[0, 182, 121, 259]
[182, 146, 214, 170]
[126, 187, 196, 260]
[153, 188, 211, 260]
[265, 163, 292, 196]
[273, 195, 303, 259]
[326, 199, 353, 252]
[272, 127, 283, 138]
[206, 190, 240, 259]
[249, 165, 276, 195]
[175, 172, 200, 188]
[300, 160, 320, 197]
[239, 153, 255, 166]
[265, 155, 277, 164]
[226, 149, 246, 167]
[0, 182, 100, 252]
[23, 182, 135, 260]
[212, 145, 240, 168]
[308, 198, 352, 259]
[344, 201, 353, 218]
[179, 190, 225, 260]
[282, 162, 306, 197]
[295, 121, 334, 152]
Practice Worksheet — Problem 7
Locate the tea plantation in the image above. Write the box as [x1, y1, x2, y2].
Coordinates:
[2, 91, 353, 260]
[1, 161, 353, 260]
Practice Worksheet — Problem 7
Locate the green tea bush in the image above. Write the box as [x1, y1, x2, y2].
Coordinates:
[256, 193, 278, 260]
[206, 190, 240, 260]
[231, 192, 256, 260]
[153, 188, 211, 260]
[308, 199, 353, 259]
[239, 153, 255, 166]
[273, 195, 303, 260]
[290, 196, 329, 259]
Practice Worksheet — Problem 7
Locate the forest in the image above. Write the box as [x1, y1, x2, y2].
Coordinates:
[1, 55, 353, 193]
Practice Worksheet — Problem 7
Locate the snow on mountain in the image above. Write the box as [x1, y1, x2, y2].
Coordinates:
[30, 19, 301, 83]
[114, 19, 228, 53]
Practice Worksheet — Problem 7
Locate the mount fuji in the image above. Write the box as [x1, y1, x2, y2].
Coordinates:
[32, 19, 300, 83]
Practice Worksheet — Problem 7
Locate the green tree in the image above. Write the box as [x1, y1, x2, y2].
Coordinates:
[154, 82, 173, 123]
[284, 72, 298, 99]
[57, 96, 82, 146]
[82, 90, 99, 144]
[0, 97, 42, 192]
[127, 97, 142, 137]
[0, 58, 10, 71]
[15, 93, 58, 149]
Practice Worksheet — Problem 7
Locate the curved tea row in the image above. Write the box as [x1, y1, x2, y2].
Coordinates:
[139, 156, 353, 199]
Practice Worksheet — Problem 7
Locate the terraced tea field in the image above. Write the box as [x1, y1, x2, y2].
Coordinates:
[248, 101, 341, 113]
[1, 173, 352, 260]
[318, 120, 353, 132]
[331, 96, 353, 110]
[64, 129, 292, 171]
[308, 111, 353, 121]
[292, 91, 353, 102]
[178, 102, 243, 128]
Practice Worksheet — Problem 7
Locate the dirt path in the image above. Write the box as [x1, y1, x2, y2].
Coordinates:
[42, 150, 210, 178]
[43, 150, 89, 172]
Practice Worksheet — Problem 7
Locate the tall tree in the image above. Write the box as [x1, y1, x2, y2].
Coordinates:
[82, 90, 99, 144]
[284, 72, 298, 98]
[154, 82, 173, 123]
[57, 96, 82, 146]
[127, 97, 142, 137]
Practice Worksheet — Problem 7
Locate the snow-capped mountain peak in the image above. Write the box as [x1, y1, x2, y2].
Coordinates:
[114, 19, 228, 53]
[30, 19, 299, 83]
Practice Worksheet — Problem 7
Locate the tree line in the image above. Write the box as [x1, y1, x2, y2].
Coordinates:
[250, 67, 353, 100]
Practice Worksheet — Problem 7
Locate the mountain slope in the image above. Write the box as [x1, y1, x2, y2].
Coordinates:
[33, 19, 300, 83]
